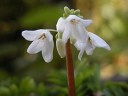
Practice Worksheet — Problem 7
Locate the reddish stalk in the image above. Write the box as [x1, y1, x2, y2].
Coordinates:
[66, 39, 75, 96]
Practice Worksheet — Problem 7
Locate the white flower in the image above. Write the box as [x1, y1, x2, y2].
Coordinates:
[75, 32, 111, 60]
[22, 29, 54, 63]
[56, 15, 93, 59]
[56, 15, 111, 60]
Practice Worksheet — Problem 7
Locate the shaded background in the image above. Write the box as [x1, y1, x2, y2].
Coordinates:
[0, 0, 128, 95]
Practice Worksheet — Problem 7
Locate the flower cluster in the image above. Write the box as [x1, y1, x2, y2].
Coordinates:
[22, 7, 111, 62]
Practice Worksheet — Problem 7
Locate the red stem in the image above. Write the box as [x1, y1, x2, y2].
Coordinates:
[66, 39, 75, 96]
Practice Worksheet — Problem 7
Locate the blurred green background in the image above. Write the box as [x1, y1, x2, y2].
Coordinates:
[0, 0, 128, 96]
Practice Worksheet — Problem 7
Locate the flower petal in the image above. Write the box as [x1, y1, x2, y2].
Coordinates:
[74, 40, 86, 60]
[66, 15, 88, 42]
[82, 19, 93, 27]
[62, 27, 70, 43]
[85, 41, 95, 55]
[72, 24, 89, 45]
[76, 22, 88, 41]
[78, 49, 84, 60]
[42, 40, 54, 63]
[56, 17, 65, 32]
[27, 39, 44, 54]
[56, 39, 66, 58]
[22, 30, 43, 41]
[88, 32, 111, 50]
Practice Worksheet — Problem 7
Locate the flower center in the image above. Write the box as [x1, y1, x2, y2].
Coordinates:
[70, 19, 79, 24]
[88, 37, 93, 45]
[38, 33, 46, 40]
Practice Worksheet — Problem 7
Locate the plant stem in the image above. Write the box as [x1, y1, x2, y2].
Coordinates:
[66, 39, 75, 96]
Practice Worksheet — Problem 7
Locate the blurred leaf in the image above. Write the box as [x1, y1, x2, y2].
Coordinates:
[36, 83, 48, 96]
[20, 77, 36, 94]
[104, 82, 128, 96]
[20, 5, 63, 27]
[48, 70, 67, 86]
[0, 86, 10, 96]
[49, 86, 68, 96]
[9, 84, 18, 96]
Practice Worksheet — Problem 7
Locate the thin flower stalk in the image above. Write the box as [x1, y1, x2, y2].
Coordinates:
[66, 39, 75, 96]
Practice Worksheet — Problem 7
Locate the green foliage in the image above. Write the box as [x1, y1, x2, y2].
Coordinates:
[75, 59, 101, 96]
[0, 59, 128, 96]
[0, 87, 10, 96]
[103, 82, 128, 96]
[20, 77, 36, 94]
[36, 83, 48, 96]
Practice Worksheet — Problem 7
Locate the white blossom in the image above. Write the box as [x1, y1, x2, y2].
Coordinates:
[22, 29, 54, 63]
[56, 15, 110, 60]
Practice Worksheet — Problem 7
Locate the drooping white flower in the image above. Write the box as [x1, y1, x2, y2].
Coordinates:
[56, 15, 93, 43]
[75, 32, 111, 60]
[56, 15, 93, 59]
[22, 29, 54, 63]
[56, 15, 110, 60]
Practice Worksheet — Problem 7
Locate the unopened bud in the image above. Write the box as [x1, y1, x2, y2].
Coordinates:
[56, 39, 66, 58]
[64, 6, 70, 15]
[74, 9, 80, 15]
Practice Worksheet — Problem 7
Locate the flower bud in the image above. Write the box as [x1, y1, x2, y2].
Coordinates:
[64, 6, 70, 15]
[56, 39, 66, 58]
[74, 9, 80, 15]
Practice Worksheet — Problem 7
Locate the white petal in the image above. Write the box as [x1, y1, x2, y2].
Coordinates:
[88, 32, 111, 50]
[82, 19, 93, 27]
[74, 40, 86, 60]
[66, 15, 88, 41]
[56, 17, 65, 32]
[74, 40, 81, 50]
[76, 22, 88, 41]
[78, 49, 84, 60]
[22, 29, 43, 41]
[42, 40, 54, 63]
[27, 39, 44, 54]
[56, 39, 66, 58]
[85, 41, 95, 55]
[62, 27, 70, 43]
[66, 15, 81, 22]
